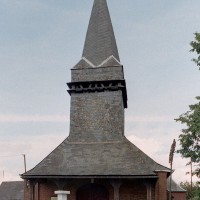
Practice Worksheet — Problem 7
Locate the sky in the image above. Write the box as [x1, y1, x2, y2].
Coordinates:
[0, 0, 200, 185]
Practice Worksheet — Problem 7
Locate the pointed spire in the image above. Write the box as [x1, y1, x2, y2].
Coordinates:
[82, 0, 120, 66]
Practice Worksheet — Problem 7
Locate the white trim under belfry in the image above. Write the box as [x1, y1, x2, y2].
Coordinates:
[97, 55, 121, 67]
[81, 57, 95, 68]
[74, 55, 121, 69]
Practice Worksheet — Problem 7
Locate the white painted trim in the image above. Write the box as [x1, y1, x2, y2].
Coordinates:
[97, 55, 121, 67]
[74, 56, 121, 69]
[81, 57, 95, 68]
[55, 191, 70, 200]
[55, 191, 70, 195]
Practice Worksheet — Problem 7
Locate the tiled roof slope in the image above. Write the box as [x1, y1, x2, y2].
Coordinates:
[167, 179, 186, 192]
[82, 0, 120, 66]
[0, 181, 24, 200]
[22, 137, 169, 177]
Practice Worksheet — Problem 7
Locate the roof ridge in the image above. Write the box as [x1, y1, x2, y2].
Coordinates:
[67, 140, 122, 144]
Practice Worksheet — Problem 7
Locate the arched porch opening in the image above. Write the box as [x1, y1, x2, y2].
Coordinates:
[76, 183, 109, 200]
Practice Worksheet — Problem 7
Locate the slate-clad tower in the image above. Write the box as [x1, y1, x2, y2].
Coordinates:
[22, 1, 170, 200]
[68, 0, 127, 143]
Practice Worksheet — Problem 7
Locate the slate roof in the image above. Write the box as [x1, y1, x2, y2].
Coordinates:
[0, 181, 24, 200]
[22, 137, 169, 178]
[81, 0, 120, 66]
[167, 179, 186, 192]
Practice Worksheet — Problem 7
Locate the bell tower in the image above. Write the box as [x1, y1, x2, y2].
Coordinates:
[67, 0, 127, 142]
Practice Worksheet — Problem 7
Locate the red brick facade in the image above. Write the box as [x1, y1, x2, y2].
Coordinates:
[171, 192, 187, 200]
[24, 178, 166, 200]
[120, 181, 149, 200]
[155, 171, 168, 200]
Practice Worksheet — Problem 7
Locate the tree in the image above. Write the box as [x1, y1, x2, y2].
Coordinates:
[175, 33, 200, 178]
[175, 97, 200, 177]
[180, 181, 200, 200]
[190, 32, 200, 70]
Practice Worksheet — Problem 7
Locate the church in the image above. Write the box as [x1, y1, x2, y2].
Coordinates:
[21, 0, 181, 199]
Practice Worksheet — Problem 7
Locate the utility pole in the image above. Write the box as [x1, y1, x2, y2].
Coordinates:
[169, 139, 176, 200]
[190, 158, 193, 200]
[22, 154, 27, 173]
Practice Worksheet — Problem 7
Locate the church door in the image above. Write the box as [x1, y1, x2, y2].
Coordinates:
[76, 183, 109, 200]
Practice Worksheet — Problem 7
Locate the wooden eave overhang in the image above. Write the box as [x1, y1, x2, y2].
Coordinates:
[67, 79, 128, 108]
[21, 175, 159, 180]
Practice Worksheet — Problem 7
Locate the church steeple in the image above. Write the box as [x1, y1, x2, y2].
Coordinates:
[68, 0, 127, 142]
[81, 0, 120, 67]
[21, 1, 170, 189]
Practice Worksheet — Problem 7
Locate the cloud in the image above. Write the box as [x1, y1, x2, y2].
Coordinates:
[127, 134, 162, 156]
[0, 132, 67, 184]
[127, 132, 199, 183]
[125, 115, 174, 123]
[0, 114, 69, 123]
[0, 0, 45, 10]
[0, 113, 173, 123]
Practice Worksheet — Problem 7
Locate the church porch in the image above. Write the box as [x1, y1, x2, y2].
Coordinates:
[24, 177, 161, 200]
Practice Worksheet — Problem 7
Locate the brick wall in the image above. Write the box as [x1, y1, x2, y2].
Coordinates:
[120, 182, 146, 200]
[155, 171, 168, 200]
[39, 182, 56, 200]
[171, 192, 186, 200]
[24, 179, 158, 200]
[24, 181, 29, 200]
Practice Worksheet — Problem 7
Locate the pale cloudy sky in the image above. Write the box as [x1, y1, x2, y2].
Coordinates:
[0, 0, 200, 184]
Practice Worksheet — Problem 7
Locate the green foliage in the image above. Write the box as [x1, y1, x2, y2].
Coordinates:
[175, 33, 200, 178]
[190, 32, 200, 70]
[175, 97, 200, 177]
[180, 181, 200, 200]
